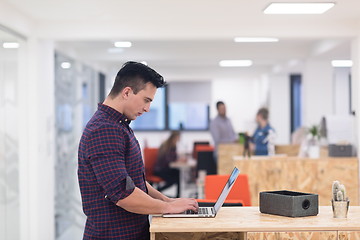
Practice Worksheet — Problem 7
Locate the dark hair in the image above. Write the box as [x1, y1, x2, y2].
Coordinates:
[109, 61, 166, 97]
[257, 107, 269, 121]
[216, 101, 225, 109]
[158, 131, 180, 157]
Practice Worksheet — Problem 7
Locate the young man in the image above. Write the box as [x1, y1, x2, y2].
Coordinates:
[210, 101, 238, 151]
[78, 62, 198, 240]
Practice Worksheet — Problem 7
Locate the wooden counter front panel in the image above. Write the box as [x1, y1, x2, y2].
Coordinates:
[233, 158, 358, 206]
[247, 231, 337, 240]
[153, 232, 245, 240]
[338, 232, 360, 240]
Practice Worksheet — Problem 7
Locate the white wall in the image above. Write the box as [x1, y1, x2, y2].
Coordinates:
[334, 67, 351, 115]
[0, 34, 20, 240]
[352, 38, 359, 114]
[211, 78, 264, 134]
[18, 39, 55, 240]
[351, 37, 360, 161]
[302, 60, 334, 126]
[268, 74, 291, 144]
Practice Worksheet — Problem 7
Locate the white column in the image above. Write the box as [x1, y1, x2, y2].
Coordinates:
[351, 36, 360, 203]
[351, 38, 359, 154]
[268, 74, 290, 144]
[302, 59, 334, 126]
[18, 38, 55, 240]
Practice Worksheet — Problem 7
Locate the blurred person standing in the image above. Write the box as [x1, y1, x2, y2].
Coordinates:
[250, 107, 276, 155]
[154, 131, 183, 198]
[78, 62, 198, 240]
[210, 101, 238, 154]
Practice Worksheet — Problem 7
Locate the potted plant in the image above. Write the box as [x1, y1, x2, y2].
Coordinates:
[331, 180, 350, 218]
[307, 125, 320, 158]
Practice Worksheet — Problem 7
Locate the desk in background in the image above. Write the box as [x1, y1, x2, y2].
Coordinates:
[170, 159, 196, 198]
[217, 144, 359, 206]
[150, 206, 360, 240]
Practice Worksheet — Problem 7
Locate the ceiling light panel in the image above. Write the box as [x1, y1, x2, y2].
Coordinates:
[331, 60, 353, 67]
[264, 3, 335, 14]
[234, 37, 279, 43]
[3, 42, 20, 49]
[61, 62, 71, 69]
[114, 41, 132, 48]
[219, 60, 253, 67]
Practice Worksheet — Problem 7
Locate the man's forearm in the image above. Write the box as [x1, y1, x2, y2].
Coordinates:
[117, 187, 198, 215]
[116, 187, 168, 215]
[146, 182, 172, 202]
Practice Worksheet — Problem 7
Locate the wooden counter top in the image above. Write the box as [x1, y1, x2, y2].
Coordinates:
[150, 206, 360, 233]
[233, 156, 358, 161]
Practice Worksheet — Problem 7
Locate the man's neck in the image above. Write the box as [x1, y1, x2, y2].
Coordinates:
[259, 121, 268, 128]
[103, 96, 124, 114]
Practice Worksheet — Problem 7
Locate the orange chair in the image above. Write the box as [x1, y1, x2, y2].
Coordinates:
[143, 148, 164, 186]
[192, 141, 210, 159]
[194, 145, 214, 159]
[199, 174, 251, 206]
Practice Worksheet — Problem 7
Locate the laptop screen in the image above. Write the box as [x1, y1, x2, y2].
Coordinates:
[213, 167, 240, 212]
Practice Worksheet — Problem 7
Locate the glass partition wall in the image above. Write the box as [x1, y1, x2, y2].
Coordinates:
[0, 28, 21, 240]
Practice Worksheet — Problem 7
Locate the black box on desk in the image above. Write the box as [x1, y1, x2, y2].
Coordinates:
[328, 144, 353, 157]
[259, 190, 318, 217]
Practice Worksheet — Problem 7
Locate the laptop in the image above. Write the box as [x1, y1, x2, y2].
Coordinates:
[163, 167, 240, 218]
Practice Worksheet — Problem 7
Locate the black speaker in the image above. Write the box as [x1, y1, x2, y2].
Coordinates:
[260, 190, 318, 217]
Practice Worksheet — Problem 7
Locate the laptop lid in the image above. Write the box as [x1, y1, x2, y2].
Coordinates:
[213, 167, 240, 213]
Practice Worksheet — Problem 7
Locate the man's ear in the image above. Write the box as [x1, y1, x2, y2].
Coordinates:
[122, 87, 132, 100]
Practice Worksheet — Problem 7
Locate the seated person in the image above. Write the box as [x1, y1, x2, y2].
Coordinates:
[250, 108, 276, 155]
[154, 131, 183, 198]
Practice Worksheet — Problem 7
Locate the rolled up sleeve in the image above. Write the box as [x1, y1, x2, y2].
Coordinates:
[87, 126, 134, 204]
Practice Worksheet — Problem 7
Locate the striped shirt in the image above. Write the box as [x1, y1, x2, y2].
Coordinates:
[78, 103, 149, 240]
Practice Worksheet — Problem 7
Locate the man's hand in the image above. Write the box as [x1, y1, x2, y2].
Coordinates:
[164, 198, 199, 214]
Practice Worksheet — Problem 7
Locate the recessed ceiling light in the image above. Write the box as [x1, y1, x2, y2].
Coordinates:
[331, 60, 353, 68]
[3, 42, 19, 49]
[61, 62, 71, 69]
[219, 60, 253, 67]
[107, 48, 124, 53]
[264, 2, 335, 14]
[234, 37, 279, 43]
[114, 41, 132, 48]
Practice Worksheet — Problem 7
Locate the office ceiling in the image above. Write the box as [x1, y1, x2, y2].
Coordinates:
[3, 0, 359, 77]
[5, 0, 360, 26]
[55, 38, 351, 70]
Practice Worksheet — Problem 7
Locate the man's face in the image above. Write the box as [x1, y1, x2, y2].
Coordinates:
[218, 104, 226, 117]
[124, 82, 157, 120]
[256, 114, 261, 125]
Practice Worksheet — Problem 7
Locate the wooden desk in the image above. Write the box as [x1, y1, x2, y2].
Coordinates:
[150, 206, 360, 240]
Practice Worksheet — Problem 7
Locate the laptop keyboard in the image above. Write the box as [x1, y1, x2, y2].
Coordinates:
[185, 207, 210, 215]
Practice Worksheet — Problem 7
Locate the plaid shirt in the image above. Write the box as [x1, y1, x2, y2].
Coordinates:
[78, 103, 149, 240]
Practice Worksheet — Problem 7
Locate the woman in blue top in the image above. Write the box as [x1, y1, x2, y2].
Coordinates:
[250, 108, 275, 155]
